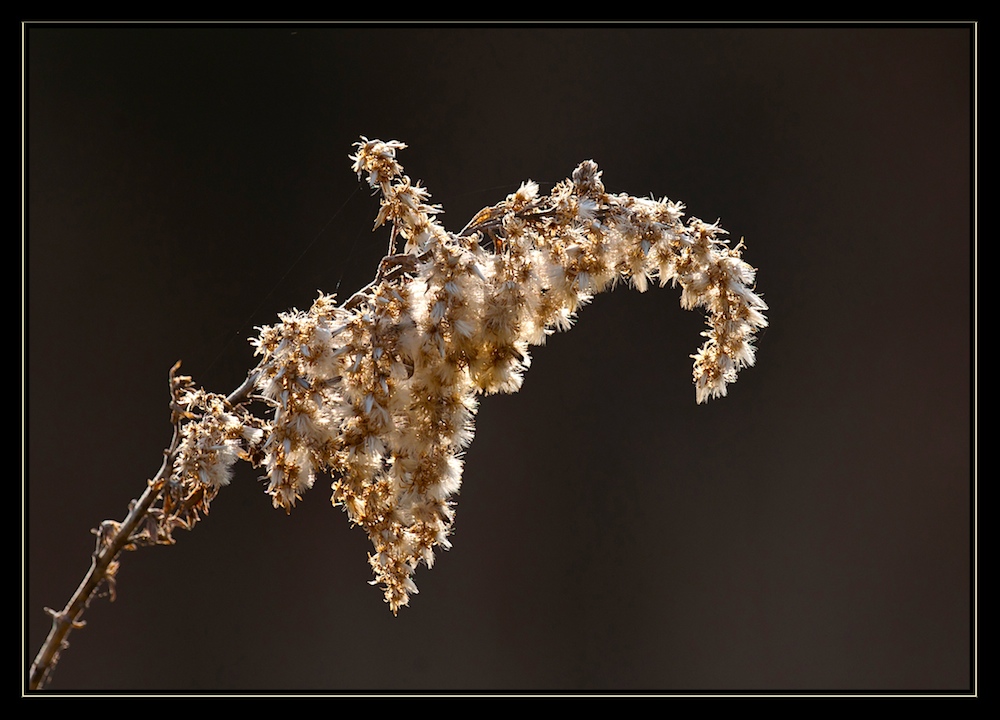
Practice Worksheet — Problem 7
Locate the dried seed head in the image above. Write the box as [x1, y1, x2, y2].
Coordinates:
[237, 137, 767, 611]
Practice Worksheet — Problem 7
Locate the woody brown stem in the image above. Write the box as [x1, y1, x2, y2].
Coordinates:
[28, 363, 188, 690]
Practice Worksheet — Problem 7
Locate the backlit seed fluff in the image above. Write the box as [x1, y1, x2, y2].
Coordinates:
[231, 137, 768, 612]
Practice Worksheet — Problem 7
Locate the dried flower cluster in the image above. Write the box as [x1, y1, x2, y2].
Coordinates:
[203, 137, 768, 613]
[105, 371, 268, 558]
[31, 137, 767, 689]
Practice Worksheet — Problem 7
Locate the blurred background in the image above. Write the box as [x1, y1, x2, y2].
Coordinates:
[25, 23, 974, 693]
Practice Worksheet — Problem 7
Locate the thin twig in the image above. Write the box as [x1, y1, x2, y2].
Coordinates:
[28, 363, 187, 690]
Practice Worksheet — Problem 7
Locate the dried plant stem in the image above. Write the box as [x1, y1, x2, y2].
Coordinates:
[28, 137, 767, 689]
[29, 363, 192, 690]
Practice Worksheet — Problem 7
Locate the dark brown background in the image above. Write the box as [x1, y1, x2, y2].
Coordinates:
[25, 23, 974, 693]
